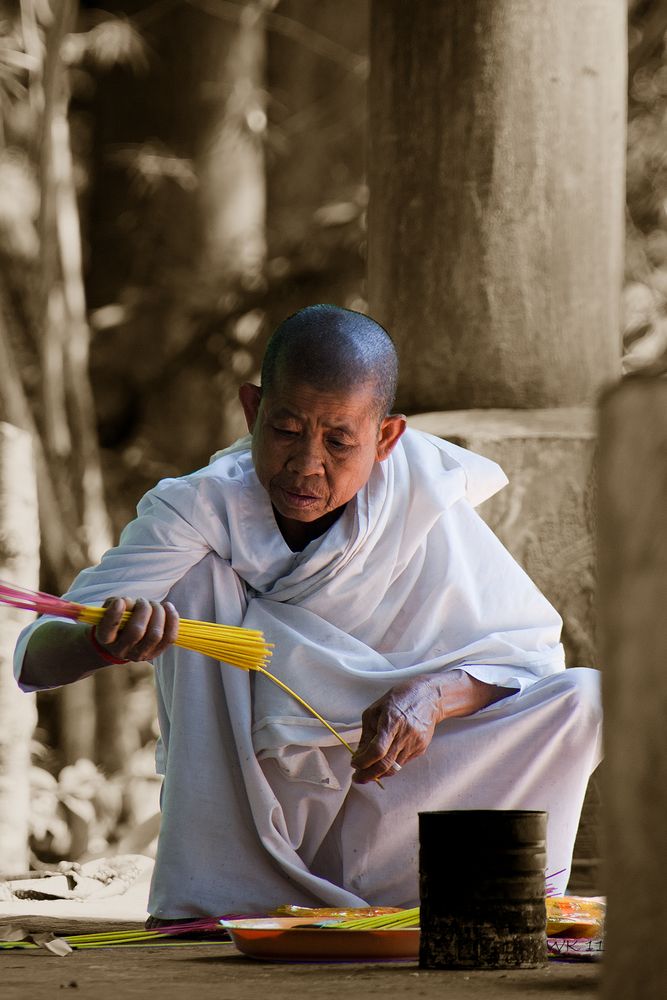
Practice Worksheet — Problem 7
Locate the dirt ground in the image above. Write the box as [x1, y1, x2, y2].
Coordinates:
[2, 943, 600, 1000]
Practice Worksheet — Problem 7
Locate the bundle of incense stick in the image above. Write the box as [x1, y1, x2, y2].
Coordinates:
[0, 580, 271, 671]
[320, 907, 420, 930]
[0, 918, 229, 952]
[0, 580, 356, 758]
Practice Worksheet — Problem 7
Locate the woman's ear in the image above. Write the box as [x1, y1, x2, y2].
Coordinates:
[376, 414, 407, 461]
[238, 383, 262, 432]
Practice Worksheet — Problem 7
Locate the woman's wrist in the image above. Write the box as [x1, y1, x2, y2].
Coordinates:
[89, 625, 129, 665]
[432, 669, 511, 723]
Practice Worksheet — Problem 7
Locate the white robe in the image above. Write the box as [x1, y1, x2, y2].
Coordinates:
[15, 429, 602, 915]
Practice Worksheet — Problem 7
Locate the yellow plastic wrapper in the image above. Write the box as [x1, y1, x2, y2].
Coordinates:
[546, 896, 605, 939]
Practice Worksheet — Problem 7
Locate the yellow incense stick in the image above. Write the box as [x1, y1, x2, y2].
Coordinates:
[328, 907, 420, 930]
[77, 605, 372, 771]
[256, 666, 355, 754]
[77, 606, 272, 671]
[254, 666, 386, 789]
[0, 584, 391, 786]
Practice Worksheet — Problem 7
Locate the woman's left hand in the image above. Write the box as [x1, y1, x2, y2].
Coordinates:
[350, 677, 442, 784]
[350, 670, 513, 784]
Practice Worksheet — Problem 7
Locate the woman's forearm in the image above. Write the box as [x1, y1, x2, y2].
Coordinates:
[20, 597, 180, 689]
[430, 668, 515, 723]
[20, 620, 114, 689]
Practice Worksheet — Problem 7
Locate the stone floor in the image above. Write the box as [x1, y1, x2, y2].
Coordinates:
[1, 941, 601, 1000]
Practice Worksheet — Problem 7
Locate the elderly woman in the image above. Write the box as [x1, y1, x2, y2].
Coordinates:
[15, 305, 601, 924]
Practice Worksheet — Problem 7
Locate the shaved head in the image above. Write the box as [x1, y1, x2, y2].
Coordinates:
[261, 304, 399, 419]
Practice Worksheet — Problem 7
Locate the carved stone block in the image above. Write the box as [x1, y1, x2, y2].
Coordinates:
[409, 407, 601, 892]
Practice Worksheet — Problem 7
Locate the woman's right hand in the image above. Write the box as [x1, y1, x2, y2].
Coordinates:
[93, 597, 180, 662]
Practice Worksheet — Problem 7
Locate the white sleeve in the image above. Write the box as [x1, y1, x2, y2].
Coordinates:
[13, 478, 229, 691]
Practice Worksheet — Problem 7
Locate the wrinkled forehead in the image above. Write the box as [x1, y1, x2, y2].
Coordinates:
[262, 376, 381, 428]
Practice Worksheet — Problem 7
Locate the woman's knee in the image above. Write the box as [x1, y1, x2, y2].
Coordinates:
[551, 667, 603, 729]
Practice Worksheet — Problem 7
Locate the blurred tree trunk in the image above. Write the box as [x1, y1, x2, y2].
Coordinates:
[95, 668, 140, 775]
[40, 0, 111, 573]
[196, 0, 268, 445]
[263, 0, 368, 330]
[266, 0, 368, 255]
[197, 0, 266, 288]
[40, 0, 112, 766]
[0, 5, 112, 593]
[85, 0, 268, 482]
[0, 424, 40, 875]
[0, 1, 114, 766]
[82, 1, 270, 771]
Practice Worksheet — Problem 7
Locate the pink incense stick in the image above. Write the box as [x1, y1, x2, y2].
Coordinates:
[0, 580, 85, 620]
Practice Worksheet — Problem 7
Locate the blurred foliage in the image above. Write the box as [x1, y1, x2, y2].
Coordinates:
[28, 663, 160, 863]
[28, 751, 161, 863]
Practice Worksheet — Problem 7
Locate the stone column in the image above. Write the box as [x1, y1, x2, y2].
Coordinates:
[367, 0, 627, 893]
[368, 0, 625, 411]
[0, 424, 40, 874]
[598, 377, 667, 1000]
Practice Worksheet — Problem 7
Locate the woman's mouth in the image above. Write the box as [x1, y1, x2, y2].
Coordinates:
[278, 487, 321, 510]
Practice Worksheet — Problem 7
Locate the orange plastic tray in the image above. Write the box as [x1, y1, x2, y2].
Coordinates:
[221, 918, 419, 962]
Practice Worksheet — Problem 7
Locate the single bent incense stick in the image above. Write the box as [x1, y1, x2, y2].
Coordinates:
[0, 580, 377, 774]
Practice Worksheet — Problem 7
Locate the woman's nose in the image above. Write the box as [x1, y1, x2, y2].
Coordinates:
[286, 438, 324, 475]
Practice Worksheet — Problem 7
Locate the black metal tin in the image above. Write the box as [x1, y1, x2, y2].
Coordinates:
[419, 809, 548, 969]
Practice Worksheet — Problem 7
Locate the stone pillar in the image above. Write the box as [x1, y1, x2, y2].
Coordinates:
[368, 0, 625, 411]
[367, 0, 627, 896]
[0, 424, 40, 874]
[598, 378, 667, 1000]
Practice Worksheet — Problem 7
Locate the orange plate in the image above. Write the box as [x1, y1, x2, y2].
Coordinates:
[221, 918, 419, 962]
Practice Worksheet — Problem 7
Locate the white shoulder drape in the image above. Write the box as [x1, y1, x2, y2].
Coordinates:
[15, 428, 564, 787]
